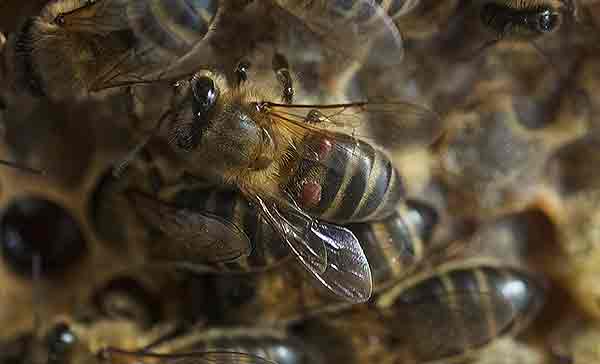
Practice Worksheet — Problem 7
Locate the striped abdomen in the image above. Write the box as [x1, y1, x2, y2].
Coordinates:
[348, 200, 438, 289]
[285, 134, 404, 224]
[152, 327, 323, 364]
[128, 0, 219, 54]
[377, 263, 546, 363]
[171, 187, 290, 272]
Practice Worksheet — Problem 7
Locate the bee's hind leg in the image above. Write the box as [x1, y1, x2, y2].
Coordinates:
[272, 53, 294, 104]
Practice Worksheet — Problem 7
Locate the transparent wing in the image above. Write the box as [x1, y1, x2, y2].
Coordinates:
[127, 190, 252, 264]
[266, 101, 442, 149]
[101, 348, 276, 364]
[250, 194, 373, 303]
[272, 0, 404, 67]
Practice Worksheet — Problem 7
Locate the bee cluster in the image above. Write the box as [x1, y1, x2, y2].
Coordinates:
[0, 1, 599, 363]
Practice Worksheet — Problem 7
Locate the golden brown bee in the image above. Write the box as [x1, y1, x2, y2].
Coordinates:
[1, 0, 404, 100]
[110, 35, 439, 304]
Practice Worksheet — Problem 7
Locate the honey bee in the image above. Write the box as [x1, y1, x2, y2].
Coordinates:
[27, 317, 319, 364]
[300, 260, 546, 364]
[91, 2, 438, 305]
[126, 109, 436, 300]
[1, 0, 404, 100]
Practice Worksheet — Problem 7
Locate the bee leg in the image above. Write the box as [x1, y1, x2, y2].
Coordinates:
[234, 59, 251, 87]
[0, 32, 5, 54]
[272, 53, 294, 104]
[113, 108, 172, 178]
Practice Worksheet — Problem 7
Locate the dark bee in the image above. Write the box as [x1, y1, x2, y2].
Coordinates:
[300, 261, 546, 364]
[29, 318, 319, 364]
[480, 0, 566, 41]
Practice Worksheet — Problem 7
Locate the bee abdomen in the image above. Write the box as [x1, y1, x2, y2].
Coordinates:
[380, 264, 545, 363]
[289, 138, 404, 224]
[349, 200, 438, 288]
[128, 0, 219, 54]
[177, 328, 323, 364]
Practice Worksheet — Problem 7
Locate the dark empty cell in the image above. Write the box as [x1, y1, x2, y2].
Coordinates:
[92, 276, 162, 325]
[0, 197, 86, 277]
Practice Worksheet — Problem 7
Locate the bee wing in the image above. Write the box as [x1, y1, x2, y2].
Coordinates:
[267, 101, 442, 150]
[102, 348, 276, 364]
[168, 353, 277, 364]
[272, 0, 404, 68]
[53, 0, 218, 90]
[250, 194, 373, 303]
[127, 191, 252, 265]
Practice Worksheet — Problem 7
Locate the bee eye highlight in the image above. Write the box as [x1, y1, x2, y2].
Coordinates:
[46, 323, 77, 364]
[53, 14, 66, 26]
[537, 10, 560, 32]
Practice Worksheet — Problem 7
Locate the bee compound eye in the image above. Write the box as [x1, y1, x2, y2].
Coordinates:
[191, 75, 218, 116]
[46, 323, 77, 363]
[53, 14, 66, 26]
[0, 197, 87, 277]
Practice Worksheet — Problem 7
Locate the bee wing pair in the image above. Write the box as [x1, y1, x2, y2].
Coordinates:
[128, 188, 373, 303]
[127, 191, 252, 265]
[54, 0, 404, 92]
[101, 347, 276, 364]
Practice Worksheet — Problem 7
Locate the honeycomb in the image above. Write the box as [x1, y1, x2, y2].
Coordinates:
[0, 1, 599, 364]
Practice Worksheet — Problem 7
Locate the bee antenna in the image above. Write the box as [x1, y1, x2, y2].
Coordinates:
[32, 253, 43, 335]
[0, 159, 46, 175]
[457, 38, 500, 63]
[112, 135, 152, 178]
[113, 109, 172, 178]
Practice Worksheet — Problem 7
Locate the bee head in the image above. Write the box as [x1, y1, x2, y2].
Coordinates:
[170, 73, 220, 151]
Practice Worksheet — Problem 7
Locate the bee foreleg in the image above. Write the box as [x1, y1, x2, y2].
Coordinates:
[272, 52, 294, 104]
[234, 59, 251, 87]
[113, 108, 172, 178]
